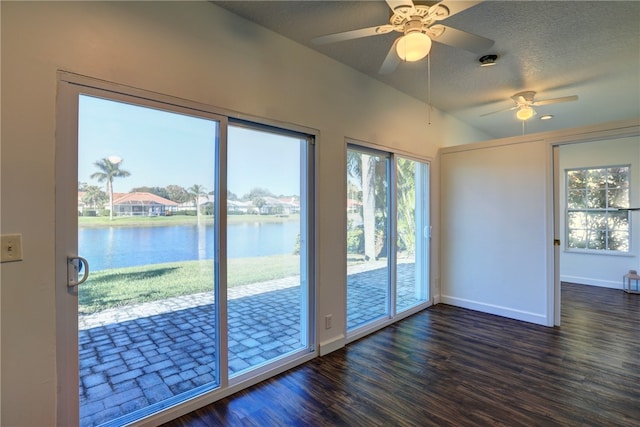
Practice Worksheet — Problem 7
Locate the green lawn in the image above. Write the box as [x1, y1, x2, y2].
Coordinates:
[79, 255, 300, 314]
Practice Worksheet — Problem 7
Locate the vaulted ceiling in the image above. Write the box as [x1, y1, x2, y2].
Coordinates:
[214, 1, 640, 139]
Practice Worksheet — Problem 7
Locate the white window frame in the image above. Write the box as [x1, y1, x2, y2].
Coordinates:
[565, 164, 631, 253]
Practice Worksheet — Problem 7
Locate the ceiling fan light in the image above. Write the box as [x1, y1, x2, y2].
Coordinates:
[396, 32, 432, 62]
[516, 106, 535, 121]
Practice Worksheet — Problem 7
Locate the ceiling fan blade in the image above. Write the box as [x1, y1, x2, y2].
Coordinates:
[431, 1, 483, 20]
[311, 24, 394, 46]
[480, 105, 518, 117]
[430, 25, 494, 53]
[532, 95, 579, 106]
[386, 0, 416, 18]
[379, 39, 401, 75]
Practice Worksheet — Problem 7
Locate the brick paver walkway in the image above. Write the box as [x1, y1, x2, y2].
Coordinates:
[80, 262, 420, 426]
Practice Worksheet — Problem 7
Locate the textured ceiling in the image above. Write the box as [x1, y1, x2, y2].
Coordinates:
[214, 1, 640, 139]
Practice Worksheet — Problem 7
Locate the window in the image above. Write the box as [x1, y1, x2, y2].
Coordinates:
[566, 166, 630, 252]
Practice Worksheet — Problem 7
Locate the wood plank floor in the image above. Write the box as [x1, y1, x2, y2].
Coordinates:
[163, 283, 640, 426]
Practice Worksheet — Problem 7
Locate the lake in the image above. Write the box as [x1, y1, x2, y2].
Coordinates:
[79, 222, 300, 271]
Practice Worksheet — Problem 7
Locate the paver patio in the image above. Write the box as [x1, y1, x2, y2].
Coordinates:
[79, 262, 420, 426]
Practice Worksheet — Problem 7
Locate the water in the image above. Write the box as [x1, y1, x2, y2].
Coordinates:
[79, 221, 300, 271]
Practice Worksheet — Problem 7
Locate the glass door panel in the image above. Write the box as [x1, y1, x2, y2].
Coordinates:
[396, 157, 430, 312]
[226, 124, 309, 376]
[78, 95, 218, 426]
[346, 148, 390, 330]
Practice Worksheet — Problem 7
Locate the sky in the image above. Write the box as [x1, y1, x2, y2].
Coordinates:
[78, 95, 303, 198]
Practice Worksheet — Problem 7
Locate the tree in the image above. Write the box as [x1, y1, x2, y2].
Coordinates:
[396, 158, 416, 255]
[130, 186, 170, 200]
[347, 151, 380, 260]
[252, 197, 266, 214]
[81, 185, 108, 210]
[166, 185, 190, 204]
[187, 184, 208, 220]
[90, 158, 131, 221]
[242, 187, 273, 201]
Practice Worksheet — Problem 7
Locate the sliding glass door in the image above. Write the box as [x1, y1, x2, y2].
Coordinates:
[57, 76, 315, 426]
[346, 145, 430, 336]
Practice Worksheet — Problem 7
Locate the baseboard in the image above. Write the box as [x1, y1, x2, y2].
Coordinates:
[319, 334, 345, 356]
[433, 294, 441, 304]
[440, 295, 549, 326]
[560, 275, 622, 289]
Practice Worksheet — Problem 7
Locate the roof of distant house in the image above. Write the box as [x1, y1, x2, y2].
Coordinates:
[112, 192, 179, 206]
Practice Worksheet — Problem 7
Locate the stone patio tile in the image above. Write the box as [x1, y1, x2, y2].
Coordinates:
[138, 372, 163, 388]
[108, 386, 144, 407]
[111, 368, 143, 385]
[143, 359, 173, 374]
[82, 373, 106, 389]
[78, 264, 417, 426]
[144, 382, 174, 404]
[86, 383, 113, 400]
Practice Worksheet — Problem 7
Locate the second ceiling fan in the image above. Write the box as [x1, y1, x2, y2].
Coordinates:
[312, 0, 494, 74]
[481, 91, 579, 121]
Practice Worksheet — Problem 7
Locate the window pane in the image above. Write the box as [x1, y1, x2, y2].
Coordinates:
[586, 189, 607, 209]
[609, 167, 630, 188]
[396, 157, 429, 313]
[346, 149, 390, 330]
[607, 188, 629, 208]
[567, 190, 586, 209]
[568, 211, 586, 229]
[78, 95, 218, 426]
[567, 170, 587, 189]
[587, 229, 606, 250]
[587, 168, 607, 188]
[568, 229, 587, 248]
[608, 211, 629, 231]
[587, 212, 607, 229]
[609, 230, 629, 251]
[226, 124, 309, 376]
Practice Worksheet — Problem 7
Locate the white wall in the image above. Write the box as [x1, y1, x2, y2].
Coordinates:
[439, 139, 551, 325]
[438, 122, 640, 328]
[0, 2, 489, 425]
[559, 136, 640, 288]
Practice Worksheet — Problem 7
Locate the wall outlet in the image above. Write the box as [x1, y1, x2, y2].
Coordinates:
[325, 314, 332, 329]
[1, 234, 23, 262]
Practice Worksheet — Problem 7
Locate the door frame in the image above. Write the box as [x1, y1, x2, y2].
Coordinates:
[548, 121, 640, 327]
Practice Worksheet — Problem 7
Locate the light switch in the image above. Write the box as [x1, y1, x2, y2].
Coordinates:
[1, 234, 23, 262]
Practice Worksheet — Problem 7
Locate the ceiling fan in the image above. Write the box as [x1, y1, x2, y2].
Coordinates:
[311, 0, 494, 74]
[481, 91, 579, 121]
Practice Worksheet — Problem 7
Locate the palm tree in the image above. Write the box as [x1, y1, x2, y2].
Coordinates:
[347, 151, 379, 260]
[396, 158, 416, 256]
[187, 184, 208, 221]
[81, 185, 108, 210]
[90, 158, 131, 221]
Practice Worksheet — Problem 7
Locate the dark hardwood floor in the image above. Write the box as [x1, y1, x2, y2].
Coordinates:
[163, 283, 640, 426]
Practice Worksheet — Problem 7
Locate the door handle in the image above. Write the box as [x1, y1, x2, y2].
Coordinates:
[67, 256, 89, 287]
